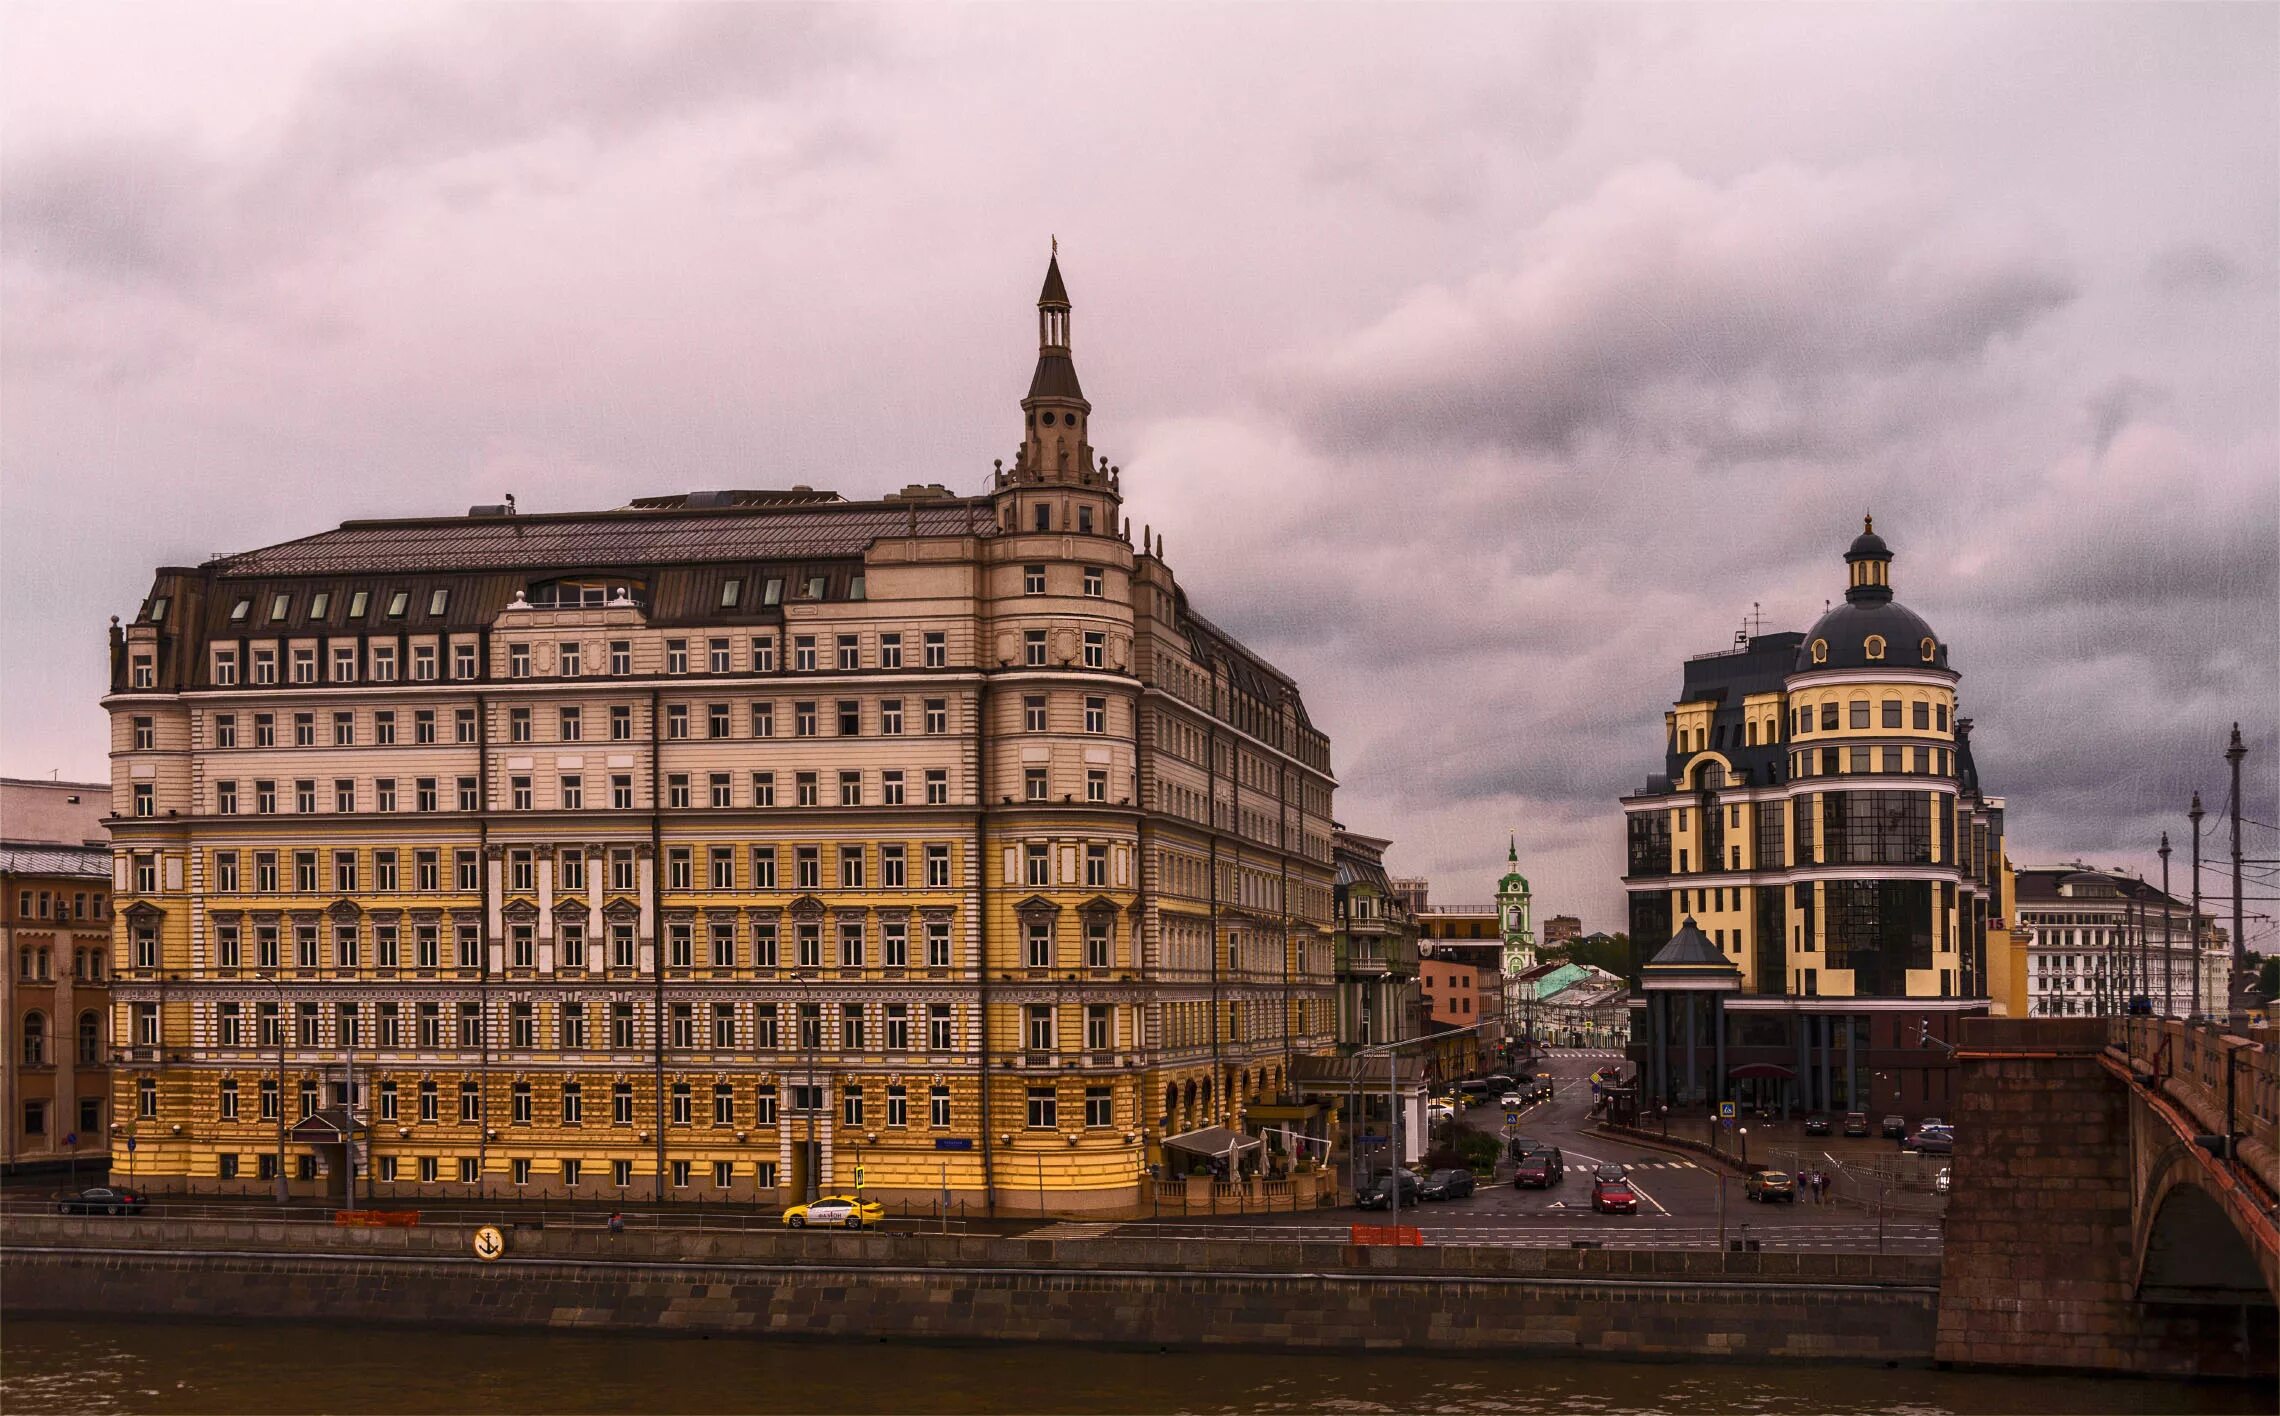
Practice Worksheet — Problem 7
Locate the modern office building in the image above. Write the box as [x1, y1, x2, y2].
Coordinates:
[2, 779, 114, 1178]
[1622, 520, 2013, 1123]
[101, 256, 1338, 1215]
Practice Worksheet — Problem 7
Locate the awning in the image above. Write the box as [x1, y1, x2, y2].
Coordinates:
[287, 1107, 364, 1143]
[1161, 1125, 1263, 1160]
[1726, 1063, 1796, 1081]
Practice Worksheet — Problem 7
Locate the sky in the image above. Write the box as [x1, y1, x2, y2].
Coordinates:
[3, 3, 2275, 934]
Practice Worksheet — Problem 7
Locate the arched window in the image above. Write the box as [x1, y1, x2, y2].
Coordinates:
[1810, 639, 1828, 664]
[1865, 635, 1886, 661]
[78, 1010, 101, 1064]
[20, 1012, 44, 1066]
[1920, 637, 1937, 662]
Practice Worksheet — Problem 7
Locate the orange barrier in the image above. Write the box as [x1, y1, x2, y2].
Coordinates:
[1349, 1223, 1423, 1247]
[333, 1210, 420, 1228]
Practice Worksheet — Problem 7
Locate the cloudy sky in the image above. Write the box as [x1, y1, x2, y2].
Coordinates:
[4, 3, 2274, 933]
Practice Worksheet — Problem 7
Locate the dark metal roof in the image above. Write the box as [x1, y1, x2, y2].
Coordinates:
[212, 501, 991, 578]
[1038, 254, 1070, 306]
[1027, 352, 1085, 402]
[0, 844, 110, 879]
[1799, 596, 1946, 674]
[1646, 918, 1735, 969]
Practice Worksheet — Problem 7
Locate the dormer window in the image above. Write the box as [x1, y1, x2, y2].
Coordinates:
[147, 596, 169, 623]
[385, 591, 410, 618]
[1810, 638, 1828, 664]
[268, 593, 291, 622]
[1865, 635, 1886, 661]
[761, 578, 783, 607]
[720, 578, 742, 608]
[1920, 637, 1937, 662]
[428, 588, 450, 616]
[307, 592, 330, 620]
[347, 590, 369, 619]
[229, 597, 252, 622]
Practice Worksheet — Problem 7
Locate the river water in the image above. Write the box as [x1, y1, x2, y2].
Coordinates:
[0, 1318, 2262, 1414]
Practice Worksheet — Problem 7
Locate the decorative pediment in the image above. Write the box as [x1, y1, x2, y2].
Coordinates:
[1012, 895, 1060, 920]
[1076, 895, 1121, 919]
[326, 898, 362, 922]
[123, 901, 165, 924]
[918, 907, 955, 923]
[552, 897, 589, 921]
[601, 897, 641, 923]
[366, 907, 401, 922]
[502, 899, 541, 923]
[788, 894, 826, 919]
[745, 906, 782, 923]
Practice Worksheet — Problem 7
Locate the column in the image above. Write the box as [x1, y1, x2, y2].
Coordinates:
[1817, 1015, 1833, 1114]
[1843, 1015, 1857, 1111]
[1712, 994, 1726, 1105]
[1794, 1015, 1810, 1115]
[1682, 994, 1698, 1104]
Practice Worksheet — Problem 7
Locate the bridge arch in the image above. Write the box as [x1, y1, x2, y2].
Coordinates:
[2133, 1141, 2279, 1306]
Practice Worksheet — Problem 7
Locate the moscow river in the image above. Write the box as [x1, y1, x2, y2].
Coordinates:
[0, 1318, 2265, 1415]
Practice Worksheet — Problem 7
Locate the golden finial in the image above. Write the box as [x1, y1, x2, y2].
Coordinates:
[1051, 234, 1058, 257]
[1863, 512, 1875, 534]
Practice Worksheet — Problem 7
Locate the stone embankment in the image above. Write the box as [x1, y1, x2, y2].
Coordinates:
[4, 1214, 1938, 1363]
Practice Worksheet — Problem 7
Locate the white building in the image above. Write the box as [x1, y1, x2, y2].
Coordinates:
[2016, 865, 2226, 1021]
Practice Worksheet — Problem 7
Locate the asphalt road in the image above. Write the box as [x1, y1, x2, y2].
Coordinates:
[1116, 1046, 1944, 1253]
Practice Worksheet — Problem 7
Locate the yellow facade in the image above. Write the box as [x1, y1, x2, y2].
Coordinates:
[102, 259, 1337, 1216]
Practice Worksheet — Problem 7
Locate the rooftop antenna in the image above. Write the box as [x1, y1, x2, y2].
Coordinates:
[504, 493, 517, 515]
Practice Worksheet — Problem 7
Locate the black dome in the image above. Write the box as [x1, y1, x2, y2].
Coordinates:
[1798, 597, 1948, 673]
[1846, 527, 1890, 561]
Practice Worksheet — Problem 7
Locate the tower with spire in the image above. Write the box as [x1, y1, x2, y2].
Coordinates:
[1497, 836, 1536, 975]
[993, 245, 1123, 540]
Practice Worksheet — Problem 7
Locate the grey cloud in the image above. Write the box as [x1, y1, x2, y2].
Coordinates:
[2, 5, 874, 293]
[1282, 163, 2078, 458]
[2147, 241, 2243, 294]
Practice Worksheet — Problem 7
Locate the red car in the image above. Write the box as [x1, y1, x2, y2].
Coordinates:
[1591, 1178, 1638, 1214]
[1512, 1148, 1564, 1189]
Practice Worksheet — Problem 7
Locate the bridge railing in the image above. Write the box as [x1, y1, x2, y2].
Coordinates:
[2113, 1017, 2277, 1203]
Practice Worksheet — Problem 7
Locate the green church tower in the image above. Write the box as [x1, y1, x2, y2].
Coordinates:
[1497, 836, 1536, 976]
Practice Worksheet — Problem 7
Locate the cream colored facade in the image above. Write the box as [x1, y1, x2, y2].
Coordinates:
[102, 259, 1337, 1215]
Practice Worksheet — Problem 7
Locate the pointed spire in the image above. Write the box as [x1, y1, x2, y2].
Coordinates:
[1039, 245, 1070, 308]
[1508, 835, 1518, 864]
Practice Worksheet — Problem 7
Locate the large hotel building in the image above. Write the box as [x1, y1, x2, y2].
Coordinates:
[1621, 522, 2016, 1123]
[102, 259, 1338, 1214]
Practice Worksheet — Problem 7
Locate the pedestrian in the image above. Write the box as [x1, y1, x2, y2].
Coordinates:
[1816, 1171, 1830, 1204]
[607, 1209, 624, 1237]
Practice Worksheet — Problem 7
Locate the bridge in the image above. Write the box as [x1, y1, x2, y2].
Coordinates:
[1938, 1016, 2277, 1379]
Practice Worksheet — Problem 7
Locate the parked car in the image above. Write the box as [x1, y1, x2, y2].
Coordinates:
[781, 1195, 884, 1229]
[1355, 1168, 1426, 1210]
[1841, 1111, 1870, 1138]
[1905, 1125, 1954, 1155]
[1427, 1102, 1457, 1126]
[1590, 1177, 1638, 1214]
[1745, 1169, 1798, 1203]
[1880, 1114, 1908, 1140]
[1802, 1115, 1831, 1137]
[1506, 1134, 1547, 1160]
[1422, 1168, 1476, 1201]
[1498, 1092, 1526, 1109]
[1922, 1116, 1946, 1130]
[54, 1186, 148, 1216]
[1591, 1162, 1628, 1183]
[1512, 1147, 1565, 1189]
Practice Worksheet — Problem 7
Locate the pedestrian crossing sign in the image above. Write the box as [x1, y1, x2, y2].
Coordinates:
[1505, 1111, 1520, 1125]
[1718, 1101, 1736, 1120]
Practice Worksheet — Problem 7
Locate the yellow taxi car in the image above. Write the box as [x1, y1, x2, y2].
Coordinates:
[780, 1195, 886, 1229]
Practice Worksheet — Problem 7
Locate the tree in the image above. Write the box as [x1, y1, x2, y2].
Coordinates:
[1555, 933, 1630, 977]
[2255, 954, 2278, 1002]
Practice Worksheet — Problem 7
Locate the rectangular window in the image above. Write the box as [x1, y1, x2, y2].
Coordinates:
[794, 636, 816, 672]
[1085, 1086, 1113, 1128]
[1025, 767, 1048, 801]
[610, 641, 631, 675]
[611, 705, 633, 740]
[1025, 630, 1047, 666]
[925, 844, 951, 888]
[837, 636, 859, 671]
[1085, 696, 1106, 733]
[1026, 1087, 1057, 1130]
[925, 769, 949, 805]
[839, 771, 862, 807]
[667, 704, 689, 739]
[923, 632, 946, 667]
[1083, 632, 1105, 669]
[1087, 769, 1107, 803]
[1083, 567, 1104, 598]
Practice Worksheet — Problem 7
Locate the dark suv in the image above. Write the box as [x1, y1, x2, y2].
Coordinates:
[1422, 1168, 1476, 1201]
[1513, 1148, 1565, 1189]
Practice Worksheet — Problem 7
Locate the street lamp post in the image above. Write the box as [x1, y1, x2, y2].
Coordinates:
[2189, 793, 2205, 1020]
[1739, 1125, 1749, 1170]
[2159, 836, 2174, 1018]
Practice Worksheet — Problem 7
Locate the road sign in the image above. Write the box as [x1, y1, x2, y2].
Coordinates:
[472, 1225, 506, 1262]
[63, 1132, 78, 1148]
[1505, 1111, 1521, 1125]
[1718, 1101, 1736, 1121]
[125, 1136, 137, 1152]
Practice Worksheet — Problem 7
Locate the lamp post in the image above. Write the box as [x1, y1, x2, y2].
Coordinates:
[2159, 836, 2174, 1019]
[1739, 1124, 1749, 1169]
[2189, 793, 2205, 1020]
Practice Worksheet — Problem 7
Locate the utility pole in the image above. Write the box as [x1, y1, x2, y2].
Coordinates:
[2159, 835, 2174, 1019]
[2226, 724, 2247, 1022]
[2190, 793, 2206, 1020]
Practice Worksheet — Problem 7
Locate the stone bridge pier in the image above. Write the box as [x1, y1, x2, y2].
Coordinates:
[1937, 1017, 2277, 1380]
